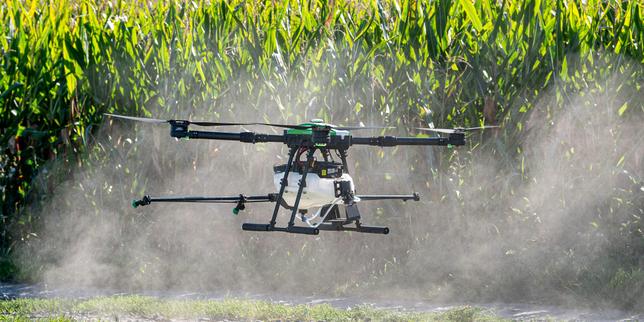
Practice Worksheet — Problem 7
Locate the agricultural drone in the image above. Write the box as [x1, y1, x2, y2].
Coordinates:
[107, 113, 495, 235]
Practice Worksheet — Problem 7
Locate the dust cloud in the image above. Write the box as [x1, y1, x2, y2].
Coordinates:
[16, 58, 643, 310]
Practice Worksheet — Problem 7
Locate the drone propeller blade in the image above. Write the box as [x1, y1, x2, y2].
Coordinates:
[106, 114, 310, 129]
[460, 125, 500, 131]
[416, 128, 458, 134]
[105, 113, 168, 124]
[185, 121, 307, 129]
[187, 121, 255, 127]
[417, 125, 500, 134]
[106, 113, 398, 131]
[191, 121, 385, 131]
[247, 122, 310, 130]
[334, 125, 395, 131]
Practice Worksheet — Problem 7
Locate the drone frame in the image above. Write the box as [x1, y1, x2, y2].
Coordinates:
[130, 119, 466, 235]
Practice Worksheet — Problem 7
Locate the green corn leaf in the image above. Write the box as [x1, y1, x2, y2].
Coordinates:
[459, 0, 483, 31]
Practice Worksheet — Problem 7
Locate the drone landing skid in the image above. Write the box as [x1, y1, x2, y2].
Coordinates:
[242, 222, 389, 235]
[243, 200, 401, 235]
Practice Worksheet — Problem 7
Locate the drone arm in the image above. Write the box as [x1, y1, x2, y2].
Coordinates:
[351, 133, 464, 146]
[170, 122, 284, 143]
[174, 130, 284, 143]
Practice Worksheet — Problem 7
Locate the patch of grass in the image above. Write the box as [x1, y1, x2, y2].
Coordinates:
[0, 296, 505, 321]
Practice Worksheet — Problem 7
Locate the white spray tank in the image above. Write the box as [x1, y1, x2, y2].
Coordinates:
[273, 160, 355, 210]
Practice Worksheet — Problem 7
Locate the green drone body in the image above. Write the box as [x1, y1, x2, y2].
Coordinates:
[285, 119, 350, 137]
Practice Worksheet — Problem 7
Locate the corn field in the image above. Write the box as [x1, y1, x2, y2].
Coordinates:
[1, 0, 642, 310]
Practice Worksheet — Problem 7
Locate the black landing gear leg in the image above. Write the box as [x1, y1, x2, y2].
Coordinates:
[243, 146, 319, 235]
[269, 146, 297, 229]
[286, 148, 318, 234]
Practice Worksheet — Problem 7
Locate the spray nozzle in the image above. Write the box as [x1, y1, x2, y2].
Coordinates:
[232, 194, 246, 215]
[132, 195, 151, 208]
